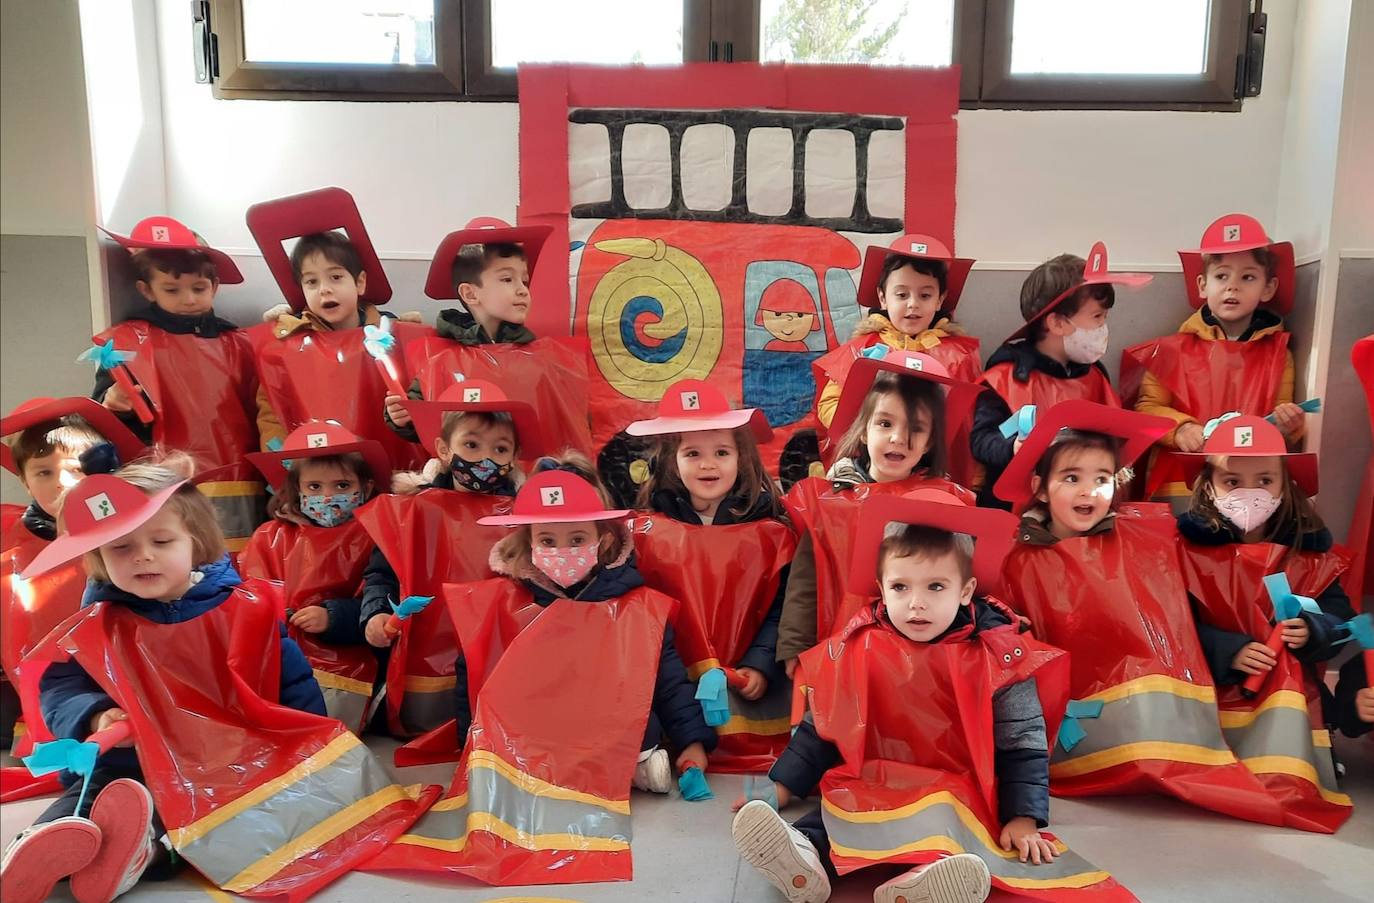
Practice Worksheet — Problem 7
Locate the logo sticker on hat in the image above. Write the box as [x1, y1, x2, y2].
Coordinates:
[1091, 252, 1103, 272]
[85, 493, 117, 521]
[1234, 425, 1254, 447]
[151, 225, 170, 243]
[540, 487, 564, 507]
[463, 387, 483, 403]
[680, 391, 700, 411]
[910, 241, 928, 254]
[904, 357, 924, 371]
[306, 432, 329, 448]
[1223, 223, 1241, 243]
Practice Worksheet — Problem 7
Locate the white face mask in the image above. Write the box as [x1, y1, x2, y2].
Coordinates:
[1215, 488, 1281, 533]
[1063, 323, 1110, 364]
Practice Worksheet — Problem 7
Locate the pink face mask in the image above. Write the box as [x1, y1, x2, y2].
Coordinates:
[1215, 488, 1282, 533]
[531, 544, 597, 588]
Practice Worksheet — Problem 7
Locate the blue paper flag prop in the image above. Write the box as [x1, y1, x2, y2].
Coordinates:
[860, 343, 891, 360]
[24, 722, 131, 815]
[695, 668, 732, 727]
[1340, 612, 1374, 650]
[76, 339, 135, 371]
[390, 594, 434, 619]
[999, 405, 1037, 441]
[1262, 573, 1321, 622]
[1056, 698, 1104, 753]
[678, 766, 713, 802]
[362, 318, 396, 359]
[1265, 398, 1321, 424]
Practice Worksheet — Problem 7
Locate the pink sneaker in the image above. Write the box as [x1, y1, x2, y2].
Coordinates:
[0, 816, 103, 903]
[70, 779, 157, 903]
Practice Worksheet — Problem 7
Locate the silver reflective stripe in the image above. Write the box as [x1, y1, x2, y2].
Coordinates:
[207, 492, 266, 543]
[1051, 687, 1230, 763]
[725, 675, 792, 724]
[400, 687, 453, 736]
[1222, 702, 1341, 791]
[321, 687, 369, 734]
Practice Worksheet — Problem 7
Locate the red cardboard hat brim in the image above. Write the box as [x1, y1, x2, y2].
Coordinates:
[625, 407, 772, 442]
[1177, 240, 1295, 316]
[424, 224, 554, 300]
[828, 355, 985, 445]
[1176, 450, 1318, 497]
[245, 187, 393, 311]
[855, 244, 974, 313]
[478, 507, 632, 527]
[2, 397, 146, 476]
[404, 398, 549, 460]
[245, 438, 393, 492]
[847, 493, 1019, 598]
[21, 481, 186, 578]
[98, 227, 243, 285]
[1002, 271, 1153, 345]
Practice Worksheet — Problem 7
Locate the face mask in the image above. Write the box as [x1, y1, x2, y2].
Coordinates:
[1063, 323, 1110, 364]
[450, 456, 514, 493]
[300, 491, 364, 528]
[1215, 488, 1281, 533]
[531, 544, 597, 589]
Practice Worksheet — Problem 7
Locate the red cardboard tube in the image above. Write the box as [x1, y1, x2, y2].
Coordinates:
[1364, 648, 1373, 690]
[374, 356, 408, 399]
[90, 720, 133, 752]
[724, 668, 748, 691]
[1241, 625, 1287, 697]
[384, 613, 403, 637]
[112, 366, 155, 425]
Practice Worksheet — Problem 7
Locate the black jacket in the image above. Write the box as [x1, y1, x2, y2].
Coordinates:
[1332, 653, 1371, 739]
[1177, 511, 1356, 685]
[769, 597, 1051, 826]
[20, 502, 56, 541]
[970, 342, 1112, 509]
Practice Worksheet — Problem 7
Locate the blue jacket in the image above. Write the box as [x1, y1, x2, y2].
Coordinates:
[40, 556, 326, 778]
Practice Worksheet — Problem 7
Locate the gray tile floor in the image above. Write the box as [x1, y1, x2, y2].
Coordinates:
[3, 734, 1372, 902]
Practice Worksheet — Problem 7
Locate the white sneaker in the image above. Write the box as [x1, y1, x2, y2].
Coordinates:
[732, 800, 831, 903]
[873, 853, 991, 903]
[632, 747, 673, 794]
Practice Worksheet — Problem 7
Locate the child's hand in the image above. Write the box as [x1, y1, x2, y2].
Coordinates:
[364, 614, 395, 648]
[735, 667, 768, 701]
[731, 782, 792, 812]
[385, 394, 412, 428]
[675, 743, 708, 775]
[1357, 687, 1374, 724]
[102, 382, 133, 413]
[1174, 422, 1206, 453]
[1279, 617, 1310, 650]
[784, 657, 798, 680]
[999, 817, 1056, 865]
[290, 606, 330, 634]
[1231, 641, 1278, 676]
[1270, 402, 1305, 439]
[89, 708, 134, 746]
[1012, 436, 1025, 455]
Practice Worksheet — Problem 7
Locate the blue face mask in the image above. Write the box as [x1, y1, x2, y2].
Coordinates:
[300, 491, 364, 528]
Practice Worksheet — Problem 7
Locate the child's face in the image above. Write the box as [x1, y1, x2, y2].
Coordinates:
[461, 254, 531, 326]
[880, 548, 976, 643]
[675, 429, 738, 511]
[1031, 446, 1117, 539]
[297, 459, 367, 498]
[864, 394, 933, 483]
[1209, 455, 1283, 497]
[1198, 251, 1277, 327]
[437, 419, 516, 468]
[1047, 296, 1110, 338]
[21, 449, 84, 516]
[299, 251, 366, 328]
[532, 521, 597, 550]
[879, 264, 943, 337]
[138, 268, 217, 316]
[99, 505, 195, 602]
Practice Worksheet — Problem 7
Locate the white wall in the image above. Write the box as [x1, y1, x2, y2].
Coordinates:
[1330, 0, 1374, 254]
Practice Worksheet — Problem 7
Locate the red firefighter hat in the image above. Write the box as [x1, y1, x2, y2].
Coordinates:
[827, 349, 985, 457]
[625, 379, 772, 442]
[21, 474, 187, 578]
[993, 401, 1174, 508]
[1179, 213, 1296, 315]
[1005, 241, 1151, 344]
[424, 217, 553, 300]
[245, 422, 392, 492]
[403, 380, 548, 459]
[98, 216, 243, 284]
[245, 186, 393, 311]
[478, 469, 630, 526]
[856, 234, 975, 313]
[754, 279, 820, 331]
[848, 489, 1019, 598]
[1177, 413, 1318, 496]
[2, 397, 146, 476]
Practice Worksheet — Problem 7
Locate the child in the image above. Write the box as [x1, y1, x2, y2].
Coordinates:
[241, 422, 394, 733]
[245, 188, 429, 468]
[734, 491, 1131, 903]
[3, 457, 434, 902]
[1333, 654, 1372, 740]
[970, 242, 1150, 509]
[777, 349, 982, 674]
[91, 217, 264, 549]
[1122, 214, 1305, 502]
[626, 379, 797, 772]
[367, 463, 712, 884]
[358, 380, 547, 745]
[1176, 414, 1353, 833]
[996, 400, 1293, 827]
[384, 217, 595, 458]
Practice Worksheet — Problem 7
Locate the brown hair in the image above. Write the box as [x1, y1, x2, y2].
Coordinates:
[268, 452, 376, 524]
[1202, 247, 1279, 280]
[492, 451, 626, 576]
[1019, 254, 1115, 343]
[635, 426, 782, 519]
[875, 256, 948, 304]
[64, 453, 226, 583]
[291, 230, 364, 282]
[1188, 456, 1324, 551]
[878, 523, 974, 584]
[1030, 430, 1126, 510]
[10, 415, 105, 476]
[451, 242, 527, 295]
[132, 248, 219, 284]
[832, 372, 949, 478]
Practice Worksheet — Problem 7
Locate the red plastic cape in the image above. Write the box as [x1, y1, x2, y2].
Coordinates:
[367, 579, 673, 885]
[238, 518, 379, 733]
[353, 489, 512, 740]
[248, 321, 431, 469]
[1180, 540, 1353, 833]
[1002, 505, 1286, 825]
[630, 514, 797, 772]
[1, 503, 23, 551]
[980, 359, 1121, 414]
[797, 603, 1134, 900]
[783, 475, 976, 647]
[402, 335, 595, 458]
[27, 581, 439, 901]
